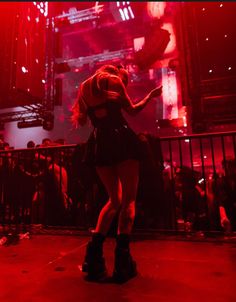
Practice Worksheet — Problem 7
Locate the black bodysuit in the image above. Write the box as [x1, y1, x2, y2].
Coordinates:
[83, 101, 142, 166]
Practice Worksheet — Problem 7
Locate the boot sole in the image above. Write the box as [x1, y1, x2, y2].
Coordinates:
[84, 270, 109, 283]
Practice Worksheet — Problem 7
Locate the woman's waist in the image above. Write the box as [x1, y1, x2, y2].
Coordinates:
[91, 116, 128, 129]
[93, 122, 129, 131]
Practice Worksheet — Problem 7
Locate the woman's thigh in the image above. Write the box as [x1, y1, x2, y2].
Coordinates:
[96, 165, 122, 204]
[116, 160, 139, 201]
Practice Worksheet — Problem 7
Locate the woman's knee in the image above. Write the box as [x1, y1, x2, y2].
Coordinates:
[108, 182, 122, 210]
[120, 201, 135, 222]
[108, 190, 121, 210]
[110, 197, 121, 210]
[121, 199, 135, 213]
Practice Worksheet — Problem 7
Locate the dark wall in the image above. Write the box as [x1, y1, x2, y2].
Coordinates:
[182, 2, 236, 132]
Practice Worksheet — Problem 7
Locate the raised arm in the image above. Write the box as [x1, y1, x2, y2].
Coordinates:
[115, 77, 162, 115]
[219, 206, 231, 231]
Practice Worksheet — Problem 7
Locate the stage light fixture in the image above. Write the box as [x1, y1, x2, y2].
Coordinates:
[134, 27, 170, 70]
[17, 119, 43, 129]
[33, 2, 48, 17]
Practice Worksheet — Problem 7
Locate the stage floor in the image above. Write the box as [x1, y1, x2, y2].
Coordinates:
[0, 234, 236, 302]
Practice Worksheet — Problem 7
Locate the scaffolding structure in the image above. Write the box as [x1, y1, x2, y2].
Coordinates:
[0, 13, 55, 130]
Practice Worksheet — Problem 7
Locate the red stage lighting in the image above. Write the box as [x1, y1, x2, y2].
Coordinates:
[33, 2, 48, 17]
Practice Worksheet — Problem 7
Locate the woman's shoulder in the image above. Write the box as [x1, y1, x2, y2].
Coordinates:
[81, 75, 93, 89]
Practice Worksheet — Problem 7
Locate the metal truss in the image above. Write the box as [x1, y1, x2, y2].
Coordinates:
[0, 104, 45, 124]
[0, 15, 55, 129]
[56, 48, 134, 69]
[55, 3, 104, 25]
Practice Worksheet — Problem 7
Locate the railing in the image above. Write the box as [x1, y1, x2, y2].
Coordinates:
[159, 130, 236, 234]
[1, 131, 236, 238]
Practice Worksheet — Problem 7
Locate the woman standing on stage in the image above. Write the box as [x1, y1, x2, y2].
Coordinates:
[71, 64, 162, 283]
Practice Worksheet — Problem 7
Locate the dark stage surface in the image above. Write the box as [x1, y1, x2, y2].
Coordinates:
[0, 234, 236, 302]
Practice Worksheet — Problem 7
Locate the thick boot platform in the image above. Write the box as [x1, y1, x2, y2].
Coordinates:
[82, 241, 108, 282]
[112, 247, 138, 284]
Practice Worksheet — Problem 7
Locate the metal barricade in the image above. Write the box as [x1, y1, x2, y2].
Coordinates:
[0, 131, 236, 236]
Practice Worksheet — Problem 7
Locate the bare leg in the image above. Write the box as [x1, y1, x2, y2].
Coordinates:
[116, 160, 139, 234]
[111, 159, 139, 283]
[95, 165, 122, 236]
[82, 165, 121, 280]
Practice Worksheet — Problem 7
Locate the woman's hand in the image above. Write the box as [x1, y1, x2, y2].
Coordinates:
[149, 85, 162, 99]
[221, 217, 231, 232]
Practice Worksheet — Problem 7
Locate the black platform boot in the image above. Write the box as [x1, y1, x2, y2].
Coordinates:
[112, 234, 137, 284]
[82, 233, 108, 282]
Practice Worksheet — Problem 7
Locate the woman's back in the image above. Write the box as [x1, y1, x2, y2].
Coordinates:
[81, 72, 126, 128]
